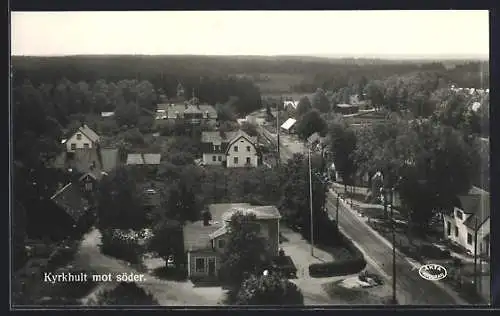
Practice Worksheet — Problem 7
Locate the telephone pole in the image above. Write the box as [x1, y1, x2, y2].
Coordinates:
[473, 217, 479, 295]
[276, 102, 281, 165]
[308, 146, 314, 257]
[391, 187, 397, 304]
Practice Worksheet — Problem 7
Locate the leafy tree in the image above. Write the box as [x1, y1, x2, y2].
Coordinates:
[92, 282, 159, 305]
[219, 213, 271, 291]
[280, 154, 328, 240]
[166, 180, 199, 223]
[328, 120, 358, 188]
[240, 122, 259, 137]
[295, 110, 327, 141]
[295, 96, 312, 118]
[115, 99, 140, 127]
[235, 272, 304, 305]
[364, 80, 385, 109]
[311, 88, 331, 113]
[96, 167, 147, 230]
[148, 219, 184, 266]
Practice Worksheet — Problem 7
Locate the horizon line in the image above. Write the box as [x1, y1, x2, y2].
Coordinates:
[11, 53, 489, 61]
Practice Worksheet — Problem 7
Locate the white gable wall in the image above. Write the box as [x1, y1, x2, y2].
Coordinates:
[66, 132, 96, 152]
[226, 137, 259, 168]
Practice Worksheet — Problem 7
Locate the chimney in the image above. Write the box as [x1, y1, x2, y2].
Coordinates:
[202, 210, 212, 226]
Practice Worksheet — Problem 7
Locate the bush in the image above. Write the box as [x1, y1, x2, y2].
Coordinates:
[99, 229, 143, 264]
[91, 282, 159, 305]
[309, 256, 366, 278]
[309, 219, 367, 278]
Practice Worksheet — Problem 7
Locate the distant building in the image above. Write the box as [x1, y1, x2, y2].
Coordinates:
[155, 102, 218, 127]
[52, 147, 119, 181]
[62, 124, 100, 153]
[283, 100, 299, 111]
[200, 130, 259, 168]
[100, 112, 115, 118]
[334, 104, 359, 115]
[280, 118, 297, 134]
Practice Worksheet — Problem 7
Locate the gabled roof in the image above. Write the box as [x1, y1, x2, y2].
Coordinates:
[50, 183, 90, 222]
[457, 187, 490, 230]
[126, 153, 162, 165]
[77, 125, 100, 143]
[156, 103, 218, 119]
[224, 130, 257, 154]
[281, 118, 297, 130]
[183, 221, 223, 252]
[284, 101, 299, 109]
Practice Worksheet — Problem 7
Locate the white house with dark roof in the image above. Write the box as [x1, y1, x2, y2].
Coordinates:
[443, 186, 490, 258]
[63, 124, 100, 153]
[155, 102, 218, 126]
[183, 203, 281, 281]
[200, 130, 259, 168]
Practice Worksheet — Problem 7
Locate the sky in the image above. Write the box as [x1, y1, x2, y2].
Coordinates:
[11, 10, 489, 58]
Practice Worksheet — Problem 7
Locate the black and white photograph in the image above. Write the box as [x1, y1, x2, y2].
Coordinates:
[10, 10, 490, 307]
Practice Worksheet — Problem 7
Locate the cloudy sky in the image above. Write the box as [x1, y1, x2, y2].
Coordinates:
[11, 10, 489, 58]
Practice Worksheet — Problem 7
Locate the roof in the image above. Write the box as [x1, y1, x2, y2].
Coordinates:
[457, 187, 490, 230]
[336, 103, 359, 108]
[101, 112, 115, 117]
[100, 148, 119, 172]
[126, 153, 162, 165]
[284, 101, 299, 109]
[307, 132, 321, 145]
[183, 221, 223, 252]
[221, 205, 281, 222]
[156, 103, 218, 119]
[201, 130, 257, 154]
[77, 125, 100, 143]
[50, 183, 90, 222]
[281, 118, 297, 130]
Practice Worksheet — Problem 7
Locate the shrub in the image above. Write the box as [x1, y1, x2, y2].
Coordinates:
[99, 229, 143, 264]
[309, 219, 367, 278]
[91, 282, 159, 305]
[309, 256, 366, 278]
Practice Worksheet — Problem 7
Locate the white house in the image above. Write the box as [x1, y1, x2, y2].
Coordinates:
[443, 187, 490, 258]
[62, 124, 100, 153]
[201, 130, 259, 168]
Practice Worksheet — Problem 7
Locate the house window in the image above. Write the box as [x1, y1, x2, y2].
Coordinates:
[216, 145, 220, 151]
[246, 146, 251, 152]
[85, 182, 93, 191]
[447, 221, 451, 235]
[454, 226, 459, 237]
[467, 233, 473, 245]
[70, 143, 76, 150]
[76, 133, 82, 140]
[218, 239, 225, 249]
[212, 155, 217, 162]
[234, 157, 238, 164]
[246, 157, 251, 165]
[456, 210, 463, 220]
[84, 143, 90, 149]
[218, 156, 222, 162]
[234, 146, 238, 152]
[195, 258, 205, 273]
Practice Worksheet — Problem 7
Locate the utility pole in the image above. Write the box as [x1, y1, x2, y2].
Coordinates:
[336, 194, 340, 229]
[308, 146, 314, 257]
[391, 187, 397, 304]
[473, 217, 478, 295]
[276, 103, 281, 165]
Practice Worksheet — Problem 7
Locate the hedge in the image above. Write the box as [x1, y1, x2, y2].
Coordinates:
[309, 220, 367, 278]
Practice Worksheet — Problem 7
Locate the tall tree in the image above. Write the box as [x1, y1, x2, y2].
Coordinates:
[328, 121, 358, 188]
[311, 88, 331, 113]
[295, 96, 312, 118]
[295, 110, 327, 141]
[219, 213, 271, 291]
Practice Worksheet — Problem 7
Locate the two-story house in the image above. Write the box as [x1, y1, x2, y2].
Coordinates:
[443, 186, 490, 258]
[182, 203, 281, 282]
[201, 130, 259, 168]
[62, 124, 100, 152]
